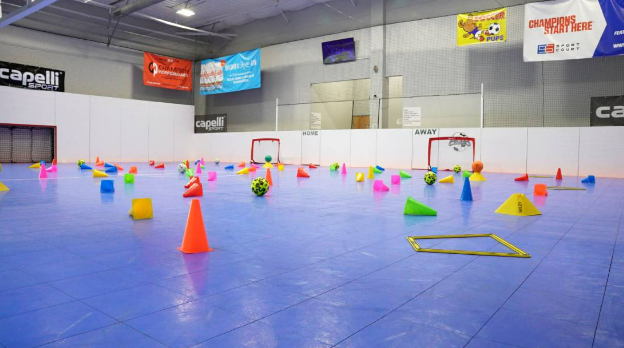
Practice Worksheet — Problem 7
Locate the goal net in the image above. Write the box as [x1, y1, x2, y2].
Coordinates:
[428, 136, 475, 171]
[251, 138, 281, 164]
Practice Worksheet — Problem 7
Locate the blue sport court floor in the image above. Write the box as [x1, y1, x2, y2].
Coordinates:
[0, 163, 623, 348]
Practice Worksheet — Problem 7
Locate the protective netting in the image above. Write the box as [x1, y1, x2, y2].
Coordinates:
[0, 125, 54, 163]
[428, 137, 475, 171]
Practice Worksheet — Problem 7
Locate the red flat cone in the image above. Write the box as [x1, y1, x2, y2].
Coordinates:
[149, 160, 155, 166]
[155, 163, 165, 169]
[184, 176, 200, 188]
[52, 158, 57, 166]
[183, 183, 203, 197]
[178, 199, 214, 254]
[514, 174, 529, 182]
[309, 164, 317, 169]
[297, 167, 309, 178]
[556, 168, 562, 180]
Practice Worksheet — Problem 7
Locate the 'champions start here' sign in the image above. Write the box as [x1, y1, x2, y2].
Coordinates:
[524, 0, 624, 62]
[199, 49, 261, 95]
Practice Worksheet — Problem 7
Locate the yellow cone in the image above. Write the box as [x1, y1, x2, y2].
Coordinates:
[237, 167, 250, 175]
[367, 166, 374, 179]
[469, 172, 486, 181]
[356, 173, 364, 182]
[263, 162, 273, 169]
[439, 175, 454, 183]
[29, 163, 41, 169]
[278, 164, 284, 171]
[0, 180, 9, 192]
[93, 169, 108, 178]
[129, 198, 153, 220]
[495, 193, 541, 216]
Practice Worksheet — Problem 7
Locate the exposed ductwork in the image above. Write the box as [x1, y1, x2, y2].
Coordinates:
[110, 0, 166, 19]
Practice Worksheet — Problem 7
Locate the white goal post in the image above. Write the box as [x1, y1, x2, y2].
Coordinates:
[251, 138, 281, 164]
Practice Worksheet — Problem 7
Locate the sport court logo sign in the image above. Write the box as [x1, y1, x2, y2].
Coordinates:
[0, 60, 65, 92]
[591, 96, 624, 126]
[195, 114, 227, 133]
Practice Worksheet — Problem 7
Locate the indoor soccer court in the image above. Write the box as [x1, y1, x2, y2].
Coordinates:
[1, 0, 624, 347]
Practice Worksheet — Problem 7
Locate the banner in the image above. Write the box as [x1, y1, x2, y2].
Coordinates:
[143, 52, 192, 91]
[195, 114, 227, 133]
[591, 96, 624, 126]
[0, 60, 65, 92]
[457, 8, 507, 46]
[402, 107, 422, 127]
[524, 0, 624, 62]
[200, 49, 261, 95]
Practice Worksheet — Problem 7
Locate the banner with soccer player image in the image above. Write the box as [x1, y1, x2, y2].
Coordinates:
[524, 0, 624, 62]
[457, 8, 507, 46]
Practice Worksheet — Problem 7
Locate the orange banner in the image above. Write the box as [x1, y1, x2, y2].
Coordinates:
[143, 52, 192, 91]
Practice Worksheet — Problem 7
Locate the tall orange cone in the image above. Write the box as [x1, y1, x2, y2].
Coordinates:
[178, 199, 214, 254]
[266, 168, 273, 186]
[556, 168, 562, 180]
[297, 167, 310, 178]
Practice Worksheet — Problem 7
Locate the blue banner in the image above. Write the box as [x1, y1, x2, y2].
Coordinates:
[199, 49, 261, 95]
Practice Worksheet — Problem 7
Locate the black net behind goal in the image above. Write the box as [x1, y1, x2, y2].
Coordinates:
[0, 125, 55, 163]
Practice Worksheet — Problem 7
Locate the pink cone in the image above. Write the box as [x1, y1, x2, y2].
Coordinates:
[195, 162, 202, 174]
[46, 165, 57, 173]
[39, 163, 48, 179]
[373, 179, 389, 192]
[207, 171, 217, 181]
[201, 158, 205, 166]
[341, 163, 347, 175]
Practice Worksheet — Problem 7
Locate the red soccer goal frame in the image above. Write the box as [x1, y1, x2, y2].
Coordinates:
[250, 138, 281, 164]
[428, 136, 475, 169]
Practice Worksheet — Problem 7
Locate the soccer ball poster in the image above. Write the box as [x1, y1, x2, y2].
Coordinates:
[523, 0, 624, 62]
[457, 8, 507, 46]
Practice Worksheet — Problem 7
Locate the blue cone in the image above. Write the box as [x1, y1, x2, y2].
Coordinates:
[224, 164, 234, 170]
[104, 162, 114, 168]
[431, 167, 438, 174]
[100, 180, 114, 193]
[460, 177, 473, 201]
[581, 175, 595, 184]
[375, 165, 385, 171]
[80, 164, 92, 170]
[105, 166, 118, 173]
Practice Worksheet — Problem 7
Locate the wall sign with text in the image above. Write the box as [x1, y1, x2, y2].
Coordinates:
[0, 60, 65, 92]
[591, 96, 624, 126]
[195, 114, 227, 133]
[143, 52, 192, 91]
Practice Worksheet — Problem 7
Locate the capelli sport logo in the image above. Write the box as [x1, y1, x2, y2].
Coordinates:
[148, 62, 159, 76]
[0, 60, 65, 92]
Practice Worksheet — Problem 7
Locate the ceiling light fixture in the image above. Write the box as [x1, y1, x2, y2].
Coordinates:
[176, 6, 195, 17]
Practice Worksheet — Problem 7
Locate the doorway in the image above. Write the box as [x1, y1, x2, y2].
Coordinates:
[352, 116, 370, 129]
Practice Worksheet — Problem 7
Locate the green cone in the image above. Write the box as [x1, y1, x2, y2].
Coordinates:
[399, 170, 412, 179]
[462, 170, 472, 178]
[373, 167, 383, 174]
[404, 196, 437, 216]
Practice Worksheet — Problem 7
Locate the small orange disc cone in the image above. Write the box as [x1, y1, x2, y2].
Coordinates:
[178, 199, 214, 254]
[266, 168, 273, 186]
[183, 183, 203, 197]
[297, 167, 310, 178]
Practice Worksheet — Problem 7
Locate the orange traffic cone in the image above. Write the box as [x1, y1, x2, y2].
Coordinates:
[149, 160, 155, 166]
[129, 166, 138, 174]
[297, 167, 309, 178]
[266, 168, 273, 186]
[238, 161, 246, 168]
[185, 160, 190, 169]
[115, 163, 124, 171]
[183, 183, 203, 197]
[184, 176, 200, 188]
[178, 199, 214, 254]
[96, 156, 100, 163]
[249, 166, 257, 172]
[155, 163, 165, 169]
[52, 158, 57, 166]
[556, 168, 562, 180]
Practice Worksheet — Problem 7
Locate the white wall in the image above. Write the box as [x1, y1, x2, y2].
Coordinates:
[192, 127, 624, 178]
[0, 86, 194, 163]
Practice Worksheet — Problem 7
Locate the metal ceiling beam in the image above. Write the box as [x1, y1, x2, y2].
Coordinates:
[0, 0, 60, 29]
[111, 0, 166, 18]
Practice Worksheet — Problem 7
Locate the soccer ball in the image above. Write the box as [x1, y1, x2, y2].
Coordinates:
[453, 165, 461, 173]
[265, 155, 272, 163]
[77, 159, 85, 167]
[488, 23, 501, 35]
[215, 158, 220, 165]
[424, 171, 437, 185]
[330, 162, 340, 171]
[177, 163, 186, 174]
[251, 177, 270, 196]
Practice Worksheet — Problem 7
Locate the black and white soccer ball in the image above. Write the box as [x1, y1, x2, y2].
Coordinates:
[488, 23, 501, 35]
